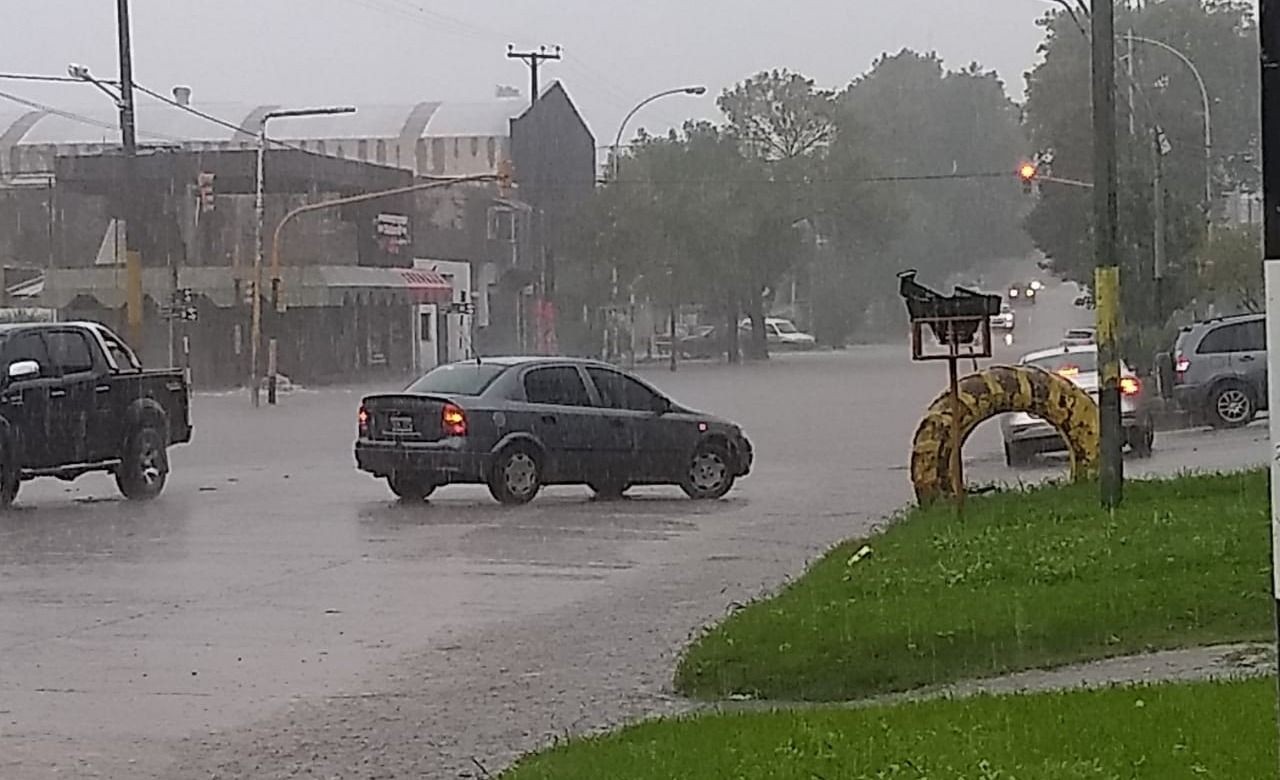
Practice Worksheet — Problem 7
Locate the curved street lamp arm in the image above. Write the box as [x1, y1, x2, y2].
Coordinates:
[612, 86, 707, 179]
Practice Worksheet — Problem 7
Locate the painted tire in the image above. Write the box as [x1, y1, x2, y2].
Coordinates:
[910, 365, 1100, 505]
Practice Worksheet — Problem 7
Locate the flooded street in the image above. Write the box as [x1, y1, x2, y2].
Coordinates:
[0, 281, 1263, 778]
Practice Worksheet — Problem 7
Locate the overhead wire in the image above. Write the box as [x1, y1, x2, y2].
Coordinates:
[0, 88, 184, 143]
[132, 82, 312, 152]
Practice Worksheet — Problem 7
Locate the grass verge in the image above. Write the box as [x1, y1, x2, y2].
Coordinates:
[502, 677, 1276, 779]
[677, 471, 1269, 701]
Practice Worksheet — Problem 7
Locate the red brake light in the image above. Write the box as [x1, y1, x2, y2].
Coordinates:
[1057, 365, 1080, 378]
[358, 406, 370, 436]
[1120, 376, 1141, 397]
[442, 403, 467, 437]
[1174, 354, 1190, 374]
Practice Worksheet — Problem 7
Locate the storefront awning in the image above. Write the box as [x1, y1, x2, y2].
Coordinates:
[40, 264, 458, 310]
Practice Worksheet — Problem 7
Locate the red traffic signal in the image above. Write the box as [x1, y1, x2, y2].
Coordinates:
[1017, 163, 1037, 194]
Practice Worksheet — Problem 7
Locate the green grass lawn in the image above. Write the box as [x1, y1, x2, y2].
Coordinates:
[503, 678, 1277, 780]
[678, 471, 1270, 702]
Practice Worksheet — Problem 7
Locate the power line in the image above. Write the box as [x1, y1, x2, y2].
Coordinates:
[132, 82, 311, 152]
[0, 88, 196, 142]
[0, 72, 118, 85]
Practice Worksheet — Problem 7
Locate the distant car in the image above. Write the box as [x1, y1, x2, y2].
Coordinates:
[991, 303, 1015, 331]
[679, 324, 724, 359]
[1171, 313, 1268, 428]
[1000, 344, 1154, 466]
[1061, 327, 1096, 347]
[739, 317, 817, 350]
[355, 357, 753, 504]
[1009, 282, 1039, 305]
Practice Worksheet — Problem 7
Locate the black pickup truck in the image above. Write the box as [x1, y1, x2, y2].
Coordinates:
[0, 321, 192, 507]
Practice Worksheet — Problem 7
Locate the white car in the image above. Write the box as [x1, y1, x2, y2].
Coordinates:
[999, 344, 1154, 466]
[1061, 327, 1096, 347]
[740, 317, 817, 350]
[991, 303, 1015, 330]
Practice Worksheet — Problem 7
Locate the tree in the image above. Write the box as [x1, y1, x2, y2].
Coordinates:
[717, 71, 837, 358]
[839, 51, 1031, 305]
[1197, 224, 1263, 313]
[1024, 0, 1259, 316]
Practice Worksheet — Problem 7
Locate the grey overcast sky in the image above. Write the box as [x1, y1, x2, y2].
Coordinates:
[2, 0, 1052, 143]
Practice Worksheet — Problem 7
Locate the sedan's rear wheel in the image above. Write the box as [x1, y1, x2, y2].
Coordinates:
[488, 445, 543, 505]
[388, 473, 437, 501]
[680, 442, 735, 500]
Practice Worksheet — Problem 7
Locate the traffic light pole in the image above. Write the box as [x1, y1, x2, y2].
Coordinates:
[1258, 0, 1280, 758]
[1091, 0, 1124, 509]
[116, 0, 144, 350]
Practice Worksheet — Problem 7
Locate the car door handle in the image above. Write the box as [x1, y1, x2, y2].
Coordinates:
[541, 414, 557, 425]
[1240, 355, 1257, 362]
[95, 384, 111, 393]
[50, 389, 67, 398]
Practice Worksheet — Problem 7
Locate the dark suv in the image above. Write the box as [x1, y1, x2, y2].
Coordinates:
[1171, 313, 1268, 427]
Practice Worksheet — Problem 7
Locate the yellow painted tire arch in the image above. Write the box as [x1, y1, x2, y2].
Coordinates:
[910, 365, 1100, 504]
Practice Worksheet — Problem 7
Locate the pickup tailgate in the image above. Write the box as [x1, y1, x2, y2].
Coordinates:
[361, 394, 453, 442]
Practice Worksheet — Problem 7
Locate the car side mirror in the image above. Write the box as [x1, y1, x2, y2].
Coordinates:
[656, 398, 674, 415]
[7, 360, 39, 382]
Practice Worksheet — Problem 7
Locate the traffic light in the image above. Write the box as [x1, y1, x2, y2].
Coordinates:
[197, 172, 216, 212]
[1018, 163, 1038, 195]
[496, 159, 514, 198]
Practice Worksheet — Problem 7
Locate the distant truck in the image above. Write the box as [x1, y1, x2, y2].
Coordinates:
[0, 322, 192, 507]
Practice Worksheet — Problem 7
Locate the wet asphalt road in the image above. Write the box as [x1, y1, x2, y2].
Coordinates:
[0, 279, 1267, 778]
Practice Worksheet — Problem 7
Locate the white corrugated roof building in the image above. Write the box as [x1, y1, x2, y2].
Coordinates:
[0, 94, 534, 178]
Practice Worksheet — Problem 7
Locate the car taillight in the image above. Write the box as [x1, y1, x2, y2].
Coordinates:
[1174, 354, 1190, 375]
[1120, 376, 1141, 397]
[358, 406, 370, 437]
[442, 403, 467, 437]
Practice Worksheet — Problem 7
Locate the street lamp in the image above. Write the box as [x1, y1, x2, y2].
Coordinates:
[608, 85, 706, 366]
[1125, 33, 1214, 237]
[612, 86, 707, 182]
[251, 106, 355, 407]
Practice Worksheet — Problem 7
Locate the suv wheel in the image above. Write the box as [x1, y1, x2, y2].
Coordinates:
[1209, 382, 1256, 428]
[116, 425, 168, 501]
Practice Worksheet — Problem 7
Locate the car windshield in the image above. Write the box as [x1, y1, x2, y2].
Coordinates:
[1026, 351, 1098, 375]
[406, 363, 507, 396]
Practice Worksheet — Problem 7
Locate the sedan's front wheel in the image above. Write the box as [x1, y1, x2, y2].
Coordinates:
[680, 442, 735, 500]
[488, 444, 543, 505]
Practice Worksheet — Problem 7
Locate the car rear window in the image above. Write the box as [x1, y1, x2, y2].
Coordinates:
[406, 363, 506, 396]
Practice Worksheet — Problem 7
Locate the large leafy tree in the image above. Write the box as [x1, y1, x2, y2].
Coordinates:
[1024, 0, 1259, 322]
[839, 50, 1031, 298]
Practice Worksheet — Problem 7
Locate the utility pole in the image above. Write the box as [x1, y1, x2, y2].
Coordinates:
[1258, 0, 1280, 757]
[116, 0, 143, 349]
[507, 45, 561, 105]
[1153, 126, 1170, 326]
[1092, 0, 1124, 508]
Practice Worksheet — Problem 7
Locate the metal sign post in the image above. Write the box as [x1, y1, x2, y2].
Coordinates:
[899, 272, 999, 508]
[1260, 0, 1280, 758]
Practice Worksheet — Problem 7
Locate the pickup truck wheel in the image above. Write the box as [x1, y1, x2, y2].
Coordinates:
[387, 473, 436, 501]
[116, 426, 168, 501]
[0, 456, 19, 510]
